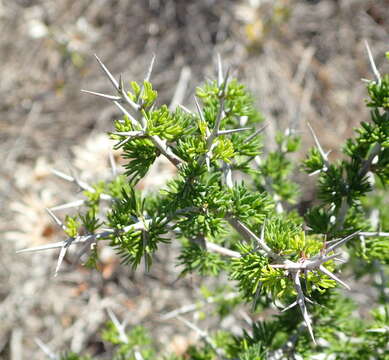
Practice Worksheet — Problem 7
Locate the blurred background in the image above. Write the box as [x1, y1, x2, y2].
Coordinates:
[1, 0, 388, 358]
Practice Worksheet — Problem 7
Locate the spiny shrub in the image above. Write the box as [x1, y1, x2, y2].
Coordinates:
[19, 49, 389, 359]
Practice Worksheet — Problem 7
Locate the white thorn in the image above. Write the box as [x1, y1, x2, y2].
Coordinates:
[307, 122, 329, 166]
[218, 127, 251, 135]
[54, 245, 68, 277]
[16, 241, 68, 253]
[319, 265, 350, 290]
[194, 96, 205, 123]
[217, 53, 224, 87]
[51, 168, 74, 182]
[281, 300, 298, 312]
[50, 200, 85, 211]
[144, 54, 156, 83]
[46, 208, 66, 232]
[109, 151, 117, 177]
[364, 40, 381, 83]
[80, 89, 122, 101]
[113, 101, 139, 127]
[94, 54, 119, 90]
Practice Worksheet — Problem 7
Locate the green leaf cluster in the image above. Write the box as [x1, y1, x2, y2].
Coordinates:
[38, 52, 389, 360]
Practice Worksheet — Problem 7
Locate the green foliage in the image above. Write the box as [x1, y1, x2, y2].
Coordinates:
[178, 241, 226, 276]
[122, 138, 157, 183]
[108, 188, 168, 269]
[196, 79, 264, 128]
[255, 131, 301, 204]
[263, 217, 317, 256]
[63, 215, 79, 238]
[226, 184, 273, 224]
[32, 52, 389, 360]
[230, 242, 270, 303]
[366, 74, 389, 109]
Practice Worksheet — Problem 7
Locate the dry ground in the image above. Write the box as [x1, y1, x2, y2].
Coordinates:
[1, 0, 388, 358]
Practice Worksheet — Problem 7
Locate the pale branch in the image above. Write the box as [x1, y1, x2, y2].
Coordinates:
[16, 221, 149, 275]
[51, 169, 111, 200]
[206, 241, 241, 258]
[227, 217, 282, 261]
[149, 135, 184, 167]
[271, 253, 341, 271]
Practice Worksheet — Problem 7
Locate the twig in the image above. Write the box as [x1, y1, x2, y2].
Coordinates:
[206, 241, 240, 258]
[16, 221, 149, 276]
[227, 217, 282, 261]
